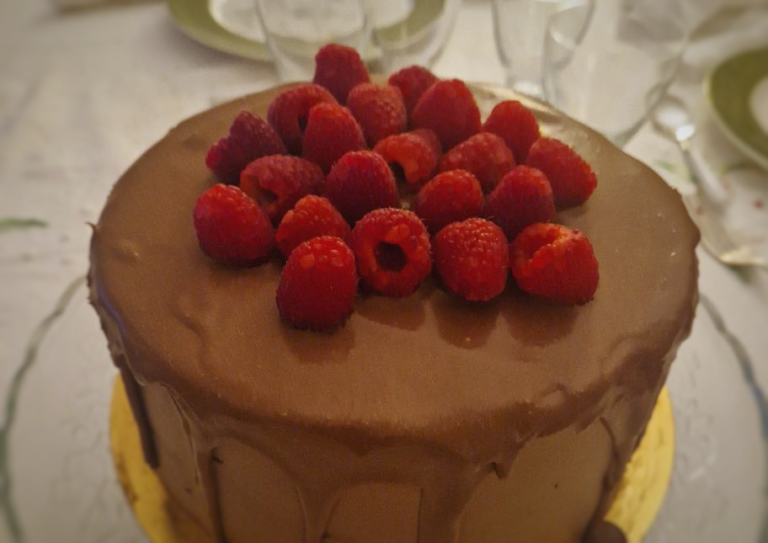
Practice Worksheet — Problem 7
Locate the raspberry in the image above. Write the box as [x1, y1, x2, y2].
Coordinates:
[205, 111, 287, 185]
[325, 151, 400, 223]
[302, 102, 366, 173]
[349, 208, 431, 297]
[240, 155, 324, 224]
[372, 129, 441, 186]
[485, 166, 555, 239]
[276, 236, 358, 331]
[347, 83, 407, 146]
[388, 65, 438, 116]
[313, 43, 370, 104]
[510, 223, 599, 304]
[482, 101, 541, 163]
[410, 129, 441, 155]
[414, 170, 484, 235]
[411, 79, 481, 150]
[433, 218, 509, 301]
[526, 137, 597, 209]
[276, 195, 351, 258]
[193, 184, 274, 266]
[267, 84, 338, 154]
[438, 132, 516, 193]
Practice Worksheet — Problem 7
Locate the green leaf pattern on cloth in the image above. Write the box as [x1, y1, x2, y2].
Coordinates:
[0, 219, 47, 234]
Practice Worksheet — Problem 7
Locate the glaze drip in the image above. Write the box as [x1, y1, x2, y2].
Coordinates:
[117, 361, 157, 468]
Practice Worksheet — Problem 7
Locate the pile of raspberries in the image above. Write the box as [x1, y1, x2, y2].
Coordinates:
[193, 43, 599, 332]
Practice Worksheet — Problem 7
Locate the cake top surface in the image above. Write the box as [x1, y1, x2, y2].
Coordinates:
[91, 83, 698, 457]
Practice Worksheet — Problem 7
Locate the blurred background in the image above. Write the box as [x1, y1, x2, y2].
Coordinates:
[1, 0, 768, 541]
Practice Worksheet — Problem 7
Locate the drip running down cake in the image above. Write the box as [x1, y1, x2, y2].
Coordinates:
[89, 45, 698, 543]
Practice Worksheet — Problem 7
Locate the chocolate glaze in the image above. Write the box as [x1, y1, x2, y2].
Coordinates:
[89, 84, 699, 542]
[118, 362, 158, 468]
[583, 521, 628, 543]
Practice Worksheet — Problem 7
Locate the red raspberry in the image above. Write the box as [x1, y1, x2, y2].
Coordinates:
[433, 218, 509, 301]
[267, 84, 338, 155]
[485, 166, 555, 239]
[372, 129, 441, 186]
[276, 236, 358, 331]
[410, 129, 441, 155]
[482, 101, 541, 163]
[526, 137, 597, 209]
[240, 155, 324, 224]
[414, 170, 484, 235]
[349, 208, 431, 297]
[313, 43, 370, 104]
[388, 65, 438, 116]
[276, 195, 351, 258]
[205, 111, 287, 185]
[510, 223, 599, 304]
[438, 132, 516, 193]
[302, 102, 366, 173]
[347, 83, 407, 146]
[325, 151, 400, 223]
[193, 184, 274, 266]
[411, 79, 481, 150]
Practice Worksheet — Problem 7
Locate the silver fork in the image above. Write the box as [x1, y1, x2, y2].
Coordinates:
[651, 95, 768, 269]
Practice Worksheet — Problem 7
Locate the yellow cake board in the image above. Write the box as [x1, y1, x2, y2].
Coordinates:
[110, 377, 674, 543]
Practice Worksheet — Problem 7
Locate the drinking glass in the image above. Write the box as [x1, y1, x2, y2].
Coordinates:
[370, 0, 463, 73]
[492, 0, 572, 98]
[254, 0, 370, 82]
[542, 0, 688, 146]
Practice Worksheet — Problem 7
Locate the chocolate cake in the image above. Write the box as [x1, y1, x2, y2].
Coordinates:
[89, 83, 698, 543]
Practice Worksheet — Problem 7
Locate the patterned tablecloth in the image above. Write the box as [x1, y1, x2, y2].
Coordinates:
[0, 0, 767, 542]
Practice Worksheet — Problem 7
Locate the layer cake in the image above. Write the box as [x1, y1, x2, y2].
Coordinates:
[89, 83, 699, 543]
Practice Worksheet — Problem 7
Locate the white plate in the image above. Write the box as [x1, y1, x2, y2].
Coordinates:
[0, 277, 766, 542]
[165, 0, 449, 63]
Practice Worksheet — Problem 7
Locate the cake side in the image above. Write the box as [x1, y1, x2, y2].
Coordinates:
[89, 83, 699, 543]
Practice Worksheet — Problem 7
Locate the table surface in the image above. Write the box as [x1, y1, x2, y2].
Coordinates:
[1, 0, 767, 541]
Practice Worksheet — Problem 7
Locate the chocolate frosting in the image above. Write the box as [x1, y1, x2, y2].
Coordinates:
[89, 83, 698, 542]
[582, 521, 628, 543]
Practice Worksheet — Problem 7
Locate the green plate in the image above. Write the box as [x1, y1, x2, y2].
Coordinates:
[166, 0, 447, 63]
[707, 46, 768, 171]
[166, 0, 270, 61]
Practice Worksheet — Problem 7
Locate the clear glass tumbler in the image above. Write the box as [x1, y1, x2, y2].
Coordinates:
[254, 0, 370, 82]
[542, 0, 688, 146]
[492, 0, 570, 98]
[370, 0, 463, 73]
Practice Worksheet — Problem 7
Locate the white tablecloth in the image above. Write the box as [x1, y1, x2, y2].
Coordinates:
[1, 0, 767, 540]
